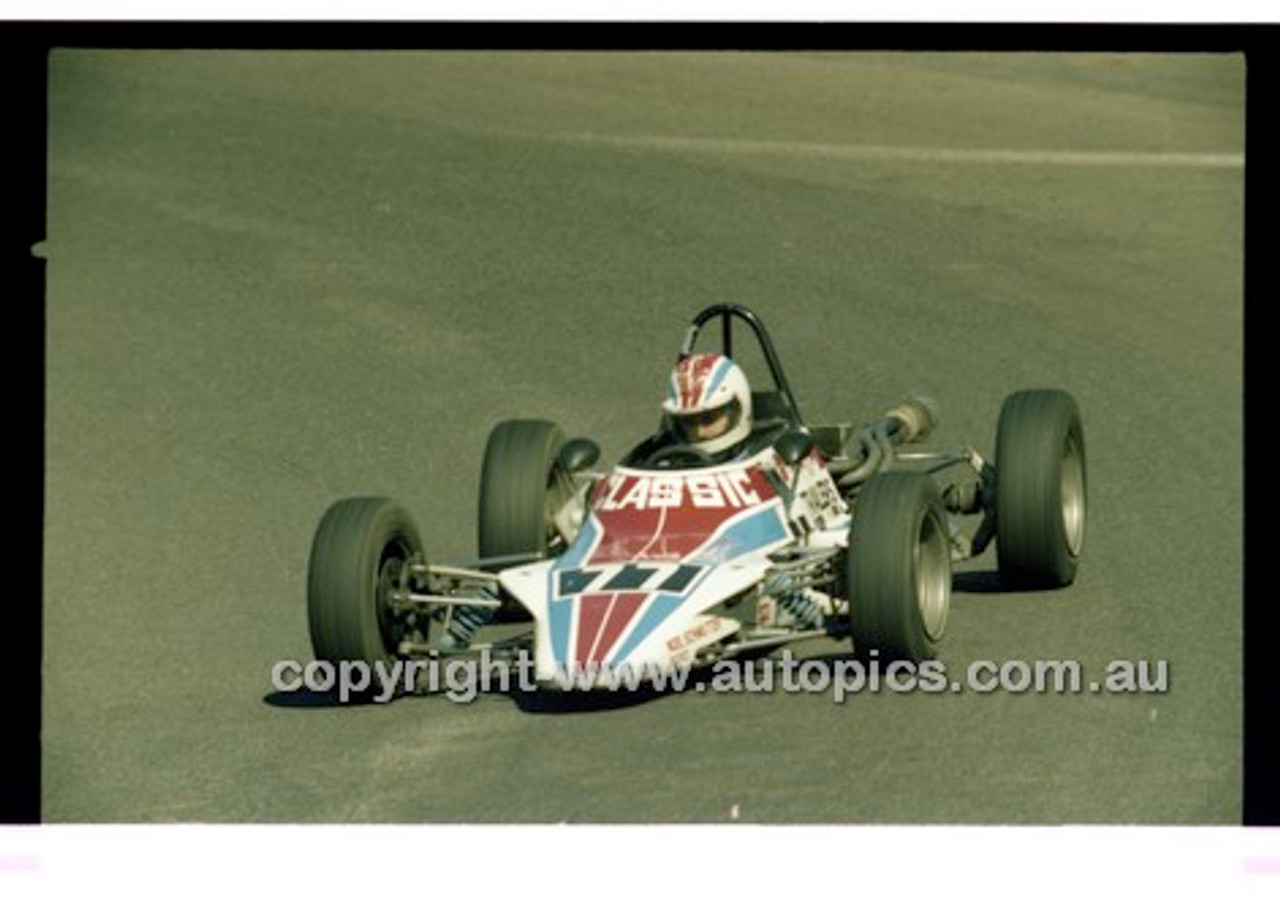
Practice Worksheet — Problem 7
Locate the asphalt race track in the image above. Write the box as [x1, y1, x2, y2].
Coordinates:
[43, 51, 1244, 824]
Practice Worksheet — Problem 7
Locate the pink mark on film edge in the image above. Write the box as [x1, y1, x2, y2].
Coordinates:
[1244, 857, 1280, 875]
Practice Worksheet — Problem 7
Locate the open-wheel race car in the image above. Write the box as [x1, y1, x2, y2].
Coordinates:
[306, 304, 1086, 698]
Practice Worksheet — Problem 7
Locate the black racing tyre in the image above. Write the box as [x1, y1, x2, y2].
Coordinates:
[847, 471, 952, 661]
[994, 389, 1087, 589]
[307, 497, 422, 678]
[478, 419, 570, 560]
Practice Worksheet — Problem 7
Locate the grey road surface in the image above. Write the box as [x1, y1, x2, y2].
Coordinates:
[44, 51, 1243, 823]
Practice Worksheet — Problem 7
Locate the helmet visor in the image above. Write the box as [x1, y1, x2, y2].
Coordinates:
[673, 399, 742, 445]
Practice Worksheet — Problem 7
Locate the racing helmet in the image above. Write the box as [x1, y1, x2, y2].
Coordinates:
[662, 353, 753, 456]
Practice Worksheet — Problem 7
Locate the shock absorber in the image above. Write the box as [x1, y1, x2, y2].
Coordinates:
[762, 566, 825, 630]
[777, 591, 824, 629]
[436, 589, 499, 651]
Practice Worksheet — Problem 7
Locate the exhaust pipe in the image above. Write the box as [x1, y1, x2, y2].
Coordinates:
[838, 395, 940, 488]
[884, 395, 939, 443]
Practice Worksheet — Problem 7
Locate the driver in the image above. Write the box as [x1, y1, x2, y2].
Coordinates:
[661, 352, 754, 462]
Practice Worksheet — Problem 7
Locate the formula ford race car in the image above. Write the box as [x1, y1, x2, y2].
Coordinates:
[305, 304, 1086, 698]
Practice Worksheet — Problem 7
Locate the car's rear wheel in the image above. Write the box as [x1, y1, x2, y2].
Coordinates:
[478, 419, 577, 560]
[994, 389, 1087, 589]
[307, 496, 422, 700]
[847, 471, 951, 661]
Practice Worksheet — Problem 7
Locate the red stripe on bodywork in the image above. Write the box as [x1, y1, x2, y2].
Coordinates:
[574, 595, 612, 666]
[595, 593, 648, 663]
[574, 592, 648, 666]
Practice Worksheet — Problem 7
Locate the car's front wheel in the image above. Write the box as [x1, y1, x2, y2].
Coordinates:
[307, 496, 423, 697]
[846, 471, 952, 661]
[478, 419, 578, 560]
